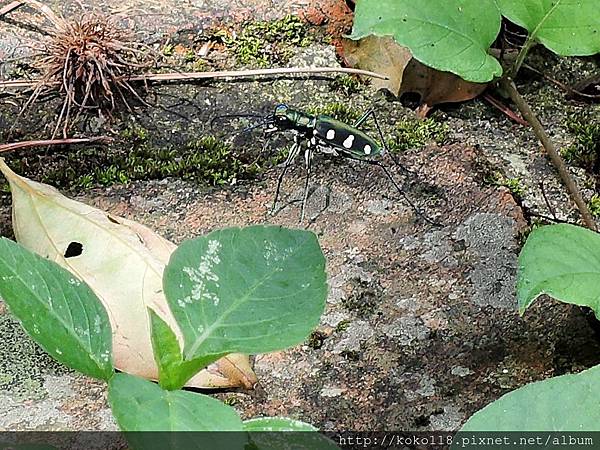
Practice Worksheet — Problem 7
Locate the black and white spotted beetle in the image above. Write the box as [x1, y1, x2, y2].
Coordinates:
[216, 104, 434, 224]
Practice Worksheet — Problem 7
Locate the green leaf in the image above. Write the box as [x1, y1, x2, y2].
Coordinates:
[0, 237, 113, 380]
[163, 225, 327, 361]
[497, 0, 600, 56]
[454, 364, 600, 436]
[349, 0, 503, 82]
[517, 224, 600, 317]
[108, 373, 247, 449]
[244, 418, 319, 432]
[148, 308, 224, 390]
[244, 418, 340, 450]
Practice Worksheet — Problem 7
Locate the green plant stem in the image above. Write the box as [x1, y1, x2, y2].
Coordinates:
[510, 37, 535, 80]
[500, 78, 597, 231]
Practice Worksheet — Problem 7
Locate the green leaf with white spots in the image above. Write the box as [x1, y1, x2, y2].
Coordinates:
[497, 0, 600, 56]
[244, 418, 340, 450]
[163, 225, 327, 361]
[453, 364, 600, 437]
[349, 0, 503, 82]
[148, 308, 224, 390]
[0, 238, 113, 380]
[244, 418, 320, 432]
[517, 224, 600, 318]
[108, 373, 247, 449]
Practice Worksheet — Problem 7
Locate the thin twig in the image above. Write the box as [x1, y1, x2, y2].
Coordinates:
[0, 66, 389, 90]
[0, 0, 24, 17]
[483, 93, 529, 127]
[0, 137, 112, 154]
[526, 210, 579, 226]
[501, 78, 596, 231]
[523, 64, 600, 100]
[539, 180, 558, 221]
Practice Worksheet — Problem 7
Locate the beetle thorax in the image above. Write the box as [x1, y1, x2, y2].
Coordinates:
[273, 105, 315, 134]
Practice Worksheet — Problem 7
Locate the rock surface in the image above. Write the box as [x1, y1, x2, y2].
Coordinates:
[1, 0, 599, 438]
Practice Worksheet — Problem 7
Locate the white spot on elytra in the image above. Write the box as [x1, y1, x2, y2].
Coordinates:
[326, 129, 335, 139]
[364, 144, 372, 155]
[180, 240, 221, 307]
[312, 129, 318, 135]
[343, 134, 355, 148]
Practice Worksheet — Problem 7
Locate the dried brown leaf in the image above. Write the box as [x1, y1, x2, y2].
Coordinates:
[343, 35, 488, 111]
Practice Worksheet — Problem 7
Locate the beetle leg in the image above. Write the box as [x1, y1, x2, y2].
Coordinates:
[343, 154, 441, 227]
[353, 108, 374, 129]
[271, 136, 301, 214]
[300, 141, 314, 223]
[353, 108, 415, 178]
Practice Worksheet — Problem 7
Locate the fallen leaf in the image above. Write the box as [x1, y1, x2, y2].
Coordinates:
[401, 58, 488, 112]
[343, 35, 412, 96]
[342, 35, 488, 112]
[0, 158, 256, 389]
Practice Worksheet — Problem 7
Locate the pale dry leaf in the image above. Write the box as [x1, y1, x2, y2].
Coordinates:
[0, 158, 256, 389]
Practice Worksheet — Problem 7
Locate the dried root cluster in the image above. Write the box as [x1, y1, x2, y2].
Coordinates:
[19, 1, 153, 137]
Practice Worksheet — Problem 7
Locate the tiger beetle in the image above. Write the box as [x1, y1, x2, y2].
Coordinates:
[214, 104, 435, 225]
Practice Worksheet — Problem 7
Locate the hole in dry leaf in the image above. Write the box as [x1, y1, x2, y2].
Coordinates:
[64, 242, 83, 258]
[107, 215, 120, 224]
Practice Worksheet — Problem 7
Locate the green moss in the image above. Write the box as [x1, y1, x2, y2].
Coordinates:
[224, 15, 313, 67]
[342, 280, 379, 318]
[562, 111, 600, 172]
[335, 319, 352, 333]
[93, 166, 130, 186]
[223, 395, 239, 406]
[16, 130, 269, 190]
[308, 102, 362, 125]
[120, 123, 149, 142]
[184, 49, 197, 63]
[340, 350, 360, 361]
[480, 170, 525, 199]
[500, 177, 525, 199]
[329, 75, 362, 96]
[0, 313, 71, 399]
[306, 330, 327, 350]
[387, 118, 449, 152]
[589, 194, 600, 218]
[162, 44, 175, 57]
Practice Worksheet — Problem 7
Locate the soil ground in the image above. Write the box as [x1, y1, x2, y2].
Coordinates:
[1, 0, 600, 439]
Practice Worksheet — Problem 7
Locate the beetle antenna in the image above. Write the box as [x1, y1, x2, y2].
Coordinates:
[242, 118, 275, 133]
[210, 113, 268, 131]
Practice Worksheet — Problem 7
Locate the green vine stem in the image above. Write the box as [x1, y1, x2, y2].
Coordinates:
[509, 36, 535, 80]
